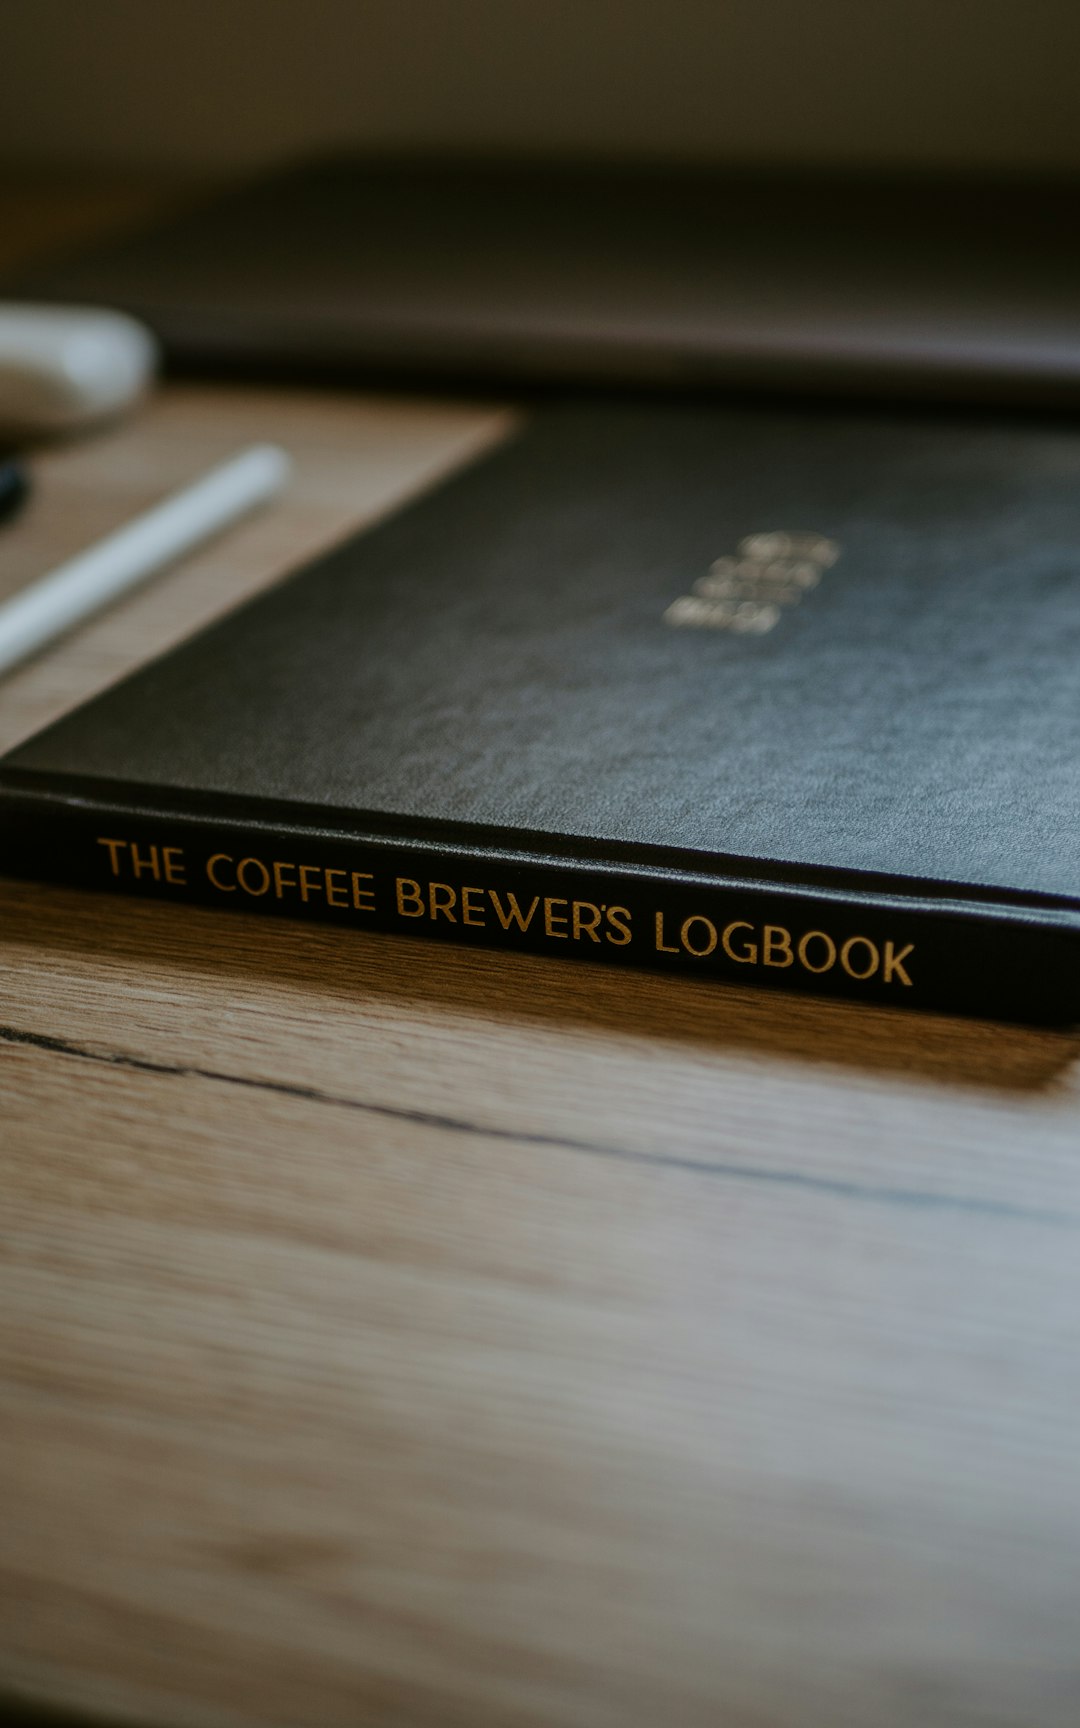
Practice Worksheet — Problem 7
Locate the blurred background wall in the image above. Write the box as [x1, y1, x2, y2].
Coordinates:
[1, 0, 1079, 176]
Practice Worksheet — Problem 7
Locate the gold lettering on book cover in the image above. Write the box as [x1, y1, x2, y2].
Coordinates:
[95, 837, 914, 986]
[664, 531, 840, 633]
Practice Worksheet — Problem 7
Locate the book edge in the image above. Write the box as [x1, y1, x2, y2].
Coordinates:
[3, 762, 1077, 931]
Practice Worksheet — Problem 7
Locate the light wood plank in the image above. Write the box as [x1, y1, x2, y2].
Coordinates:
[3, 179, 1080, 1728]
[0, 383, 514, 755]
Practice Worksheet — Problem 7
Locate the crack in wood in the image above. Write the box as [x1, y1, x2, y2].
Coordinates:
[1, 1022, 1071, 1229]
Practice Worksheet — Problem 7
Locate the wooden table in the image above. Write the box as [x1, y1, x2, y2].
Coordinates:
[3, 182, 1080, 1728]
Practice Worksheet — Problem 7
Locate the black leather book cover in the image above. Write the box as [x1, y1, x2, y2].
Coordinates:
[2, 400, 1079, 1021]
[10, 155, 1080, 409]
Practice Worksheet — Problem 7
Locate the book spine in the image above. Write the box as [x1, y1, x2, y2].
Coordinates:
[1, 784, 1076, 1024]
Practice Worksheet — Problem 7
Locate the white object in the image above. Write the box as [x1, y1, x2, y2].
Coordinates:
[0, 444, 291, 677]
[0, 303, 158, 437]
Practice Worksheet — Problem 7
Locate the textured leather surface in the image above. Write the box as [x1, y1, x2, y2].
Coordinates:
[9, 157, 1080, 405]
[4, 400, 1080, 905]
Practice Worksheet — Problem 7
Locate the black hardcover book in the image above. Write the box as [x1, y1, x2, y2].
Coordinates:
[10, 154, 1080, 409]
[2, 401, 1079, 1023]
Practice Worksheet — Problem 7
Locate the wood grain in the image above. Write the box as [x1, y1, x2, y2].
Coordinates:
[3, 184, 1080, 1728]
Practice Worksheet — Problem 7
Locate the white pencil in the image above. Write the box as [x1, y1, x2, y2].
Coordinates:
[0, 443, 291, 678]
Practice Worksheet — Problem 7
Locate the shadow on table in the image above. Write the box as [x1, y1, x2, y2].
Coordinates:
[0, 1690, 145, 1728]
[3, 877, 1077, 1096]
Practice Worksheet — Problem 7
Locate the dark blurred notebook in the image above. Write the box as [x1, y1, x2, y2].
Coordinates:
[1, 400, 1079, 1021]
[9, 155, 1080, 406]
